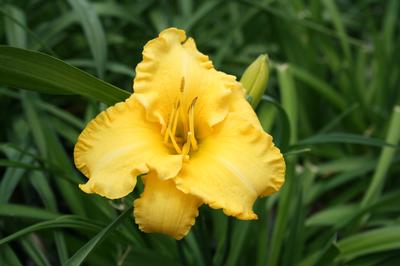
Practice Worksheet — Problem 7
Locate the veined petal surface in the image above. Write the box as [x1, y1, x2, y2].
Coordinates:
[74, 96, 182, 199]
[133, 28, 240, 138]
[174, 100, 285, 219]
[134, 172, 202, 240]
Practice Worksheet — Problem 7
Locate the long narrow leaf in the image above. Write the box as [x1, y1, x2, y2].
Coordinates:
[67, 0, 107, 77]
[296, 133, 399, 148]
[0, 216, 103, 246]
[64, 206, 133, 266]
[337, 226, 400, 261]
[0, 46, 130, 105]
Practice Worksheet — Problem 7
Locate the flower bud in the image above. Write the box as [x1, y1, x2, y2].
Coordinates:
[240, 54, 270, 109]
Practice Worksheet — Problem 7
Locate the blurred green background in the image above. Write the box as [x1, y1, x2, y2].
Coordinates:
[1, 0, 400, 265]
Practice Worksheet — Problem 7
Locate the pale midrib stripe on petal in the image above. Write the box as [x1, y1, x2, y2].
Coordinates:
[94, 143, 145, 171]
[211, 154, 258, 197]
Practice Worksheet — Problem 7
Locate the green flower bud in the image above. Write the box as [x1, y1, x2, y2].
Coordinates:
[240, 54, 270, 109]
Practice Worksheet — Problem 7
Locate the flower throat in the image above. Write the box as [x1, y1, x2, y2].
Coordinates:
[162, 78, 198, 159]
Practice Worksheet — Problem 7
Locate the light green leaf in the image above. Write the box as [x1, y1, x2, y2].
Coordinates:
[337, 226, 400, 261]
[306, 205, 357, 227]
[3, 4, 26, 48]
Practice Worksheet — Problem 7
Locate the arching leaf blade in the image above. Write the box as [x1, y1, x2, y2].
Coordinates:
[0, 46, 130, 105]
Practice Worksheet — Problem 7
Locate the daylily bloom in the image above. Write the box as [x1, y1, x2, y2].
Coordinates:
[74, 28, 285, 240]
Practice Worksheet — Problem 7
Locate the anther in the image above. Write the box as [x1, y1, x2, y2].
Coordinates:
[180, 77, 185, 93]
[189, 97, 198, 111]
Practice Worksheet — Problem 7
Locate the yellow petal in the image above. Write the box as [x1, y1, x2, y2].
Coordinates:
[74, 96, 182, 199]
[134, 27, 240, 138]
[134, 172, 202, 240]
[228, 89, 263, 129]
[174, 107, 285, 220]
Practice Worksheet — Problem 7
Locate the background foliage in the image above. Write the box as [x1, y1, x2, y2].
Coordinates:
[0, 0, 400, 265]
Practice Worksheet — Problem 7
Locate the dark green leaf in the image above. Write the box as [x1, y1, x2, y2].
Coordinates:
[64, 206, 133, 266]
[0, 46, 130, 105]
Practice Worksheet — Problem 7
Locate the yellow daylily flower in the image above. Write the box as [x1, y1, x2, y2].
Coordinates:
[74, 28, 285, 240]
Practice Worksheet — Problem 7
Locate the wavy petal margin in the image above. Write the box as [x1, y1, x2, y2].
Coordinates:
[133, 27, 241, 138]
[175, 111, 285, 220]
[74, 96, 182, 199]
[134, 172, 202, 240]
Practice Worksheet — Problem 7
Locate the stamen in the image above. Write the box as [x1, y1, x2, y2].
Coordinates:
[171, 101, 180, 137]
[163, 107, 176, 143]
[162, 77, 200, 156]
[181, 136, 191, 155]
[167, 127, 182, 154]
[188, 97, 198, 150]
[177, 77, 190, 134]
[180, 77, 185, 93]
[179, 108, 188, 135]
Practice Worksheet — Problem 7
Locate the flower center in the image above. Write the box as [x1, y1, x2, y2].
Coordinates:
[163, 78, 198, 160]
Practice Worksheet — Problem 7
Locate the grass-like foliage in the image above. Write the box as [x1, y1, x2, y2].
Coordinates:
[1, 0, 400, 265]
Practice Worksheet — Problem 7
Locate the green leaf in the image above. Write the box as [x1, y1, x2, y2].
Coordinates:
[0, 244, 22, 266]
[299, 234, 339, 266]
[185, 232, 206, 266]
[93, 2, 145, 28]
[289, 65, 346, 110]
[64, 206, 133, 266]
[0, 46, 130, 105]
[0, 158, 42, 170]
[66, 59, 134, 79]
[20, 238, 51, 266]
[278, 64, 298, 144]
[183, 1, 220, 31]
[318, 103, 359, 133]
[362, 106, 400, 206]
[322, 0, 351, 61]
[0, 148, 35, 203]
[0, 204, 60, 220]
[306, 205, 357, 227]
[38, 101, 83, 129]
[225, 220, 251, 266]
[67, 0, 107, 78]
[296, 133, 399, 148]
[0, 216, 102, 246]
[267, 159, 297, 266]
[337, 226, 400, 261]
[122, 249, 177, 266]
[30, 171, 69, 264]
[3, 4, 27, 48]
[260, 96, 291, 152]
[21, 92, 47, 155]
